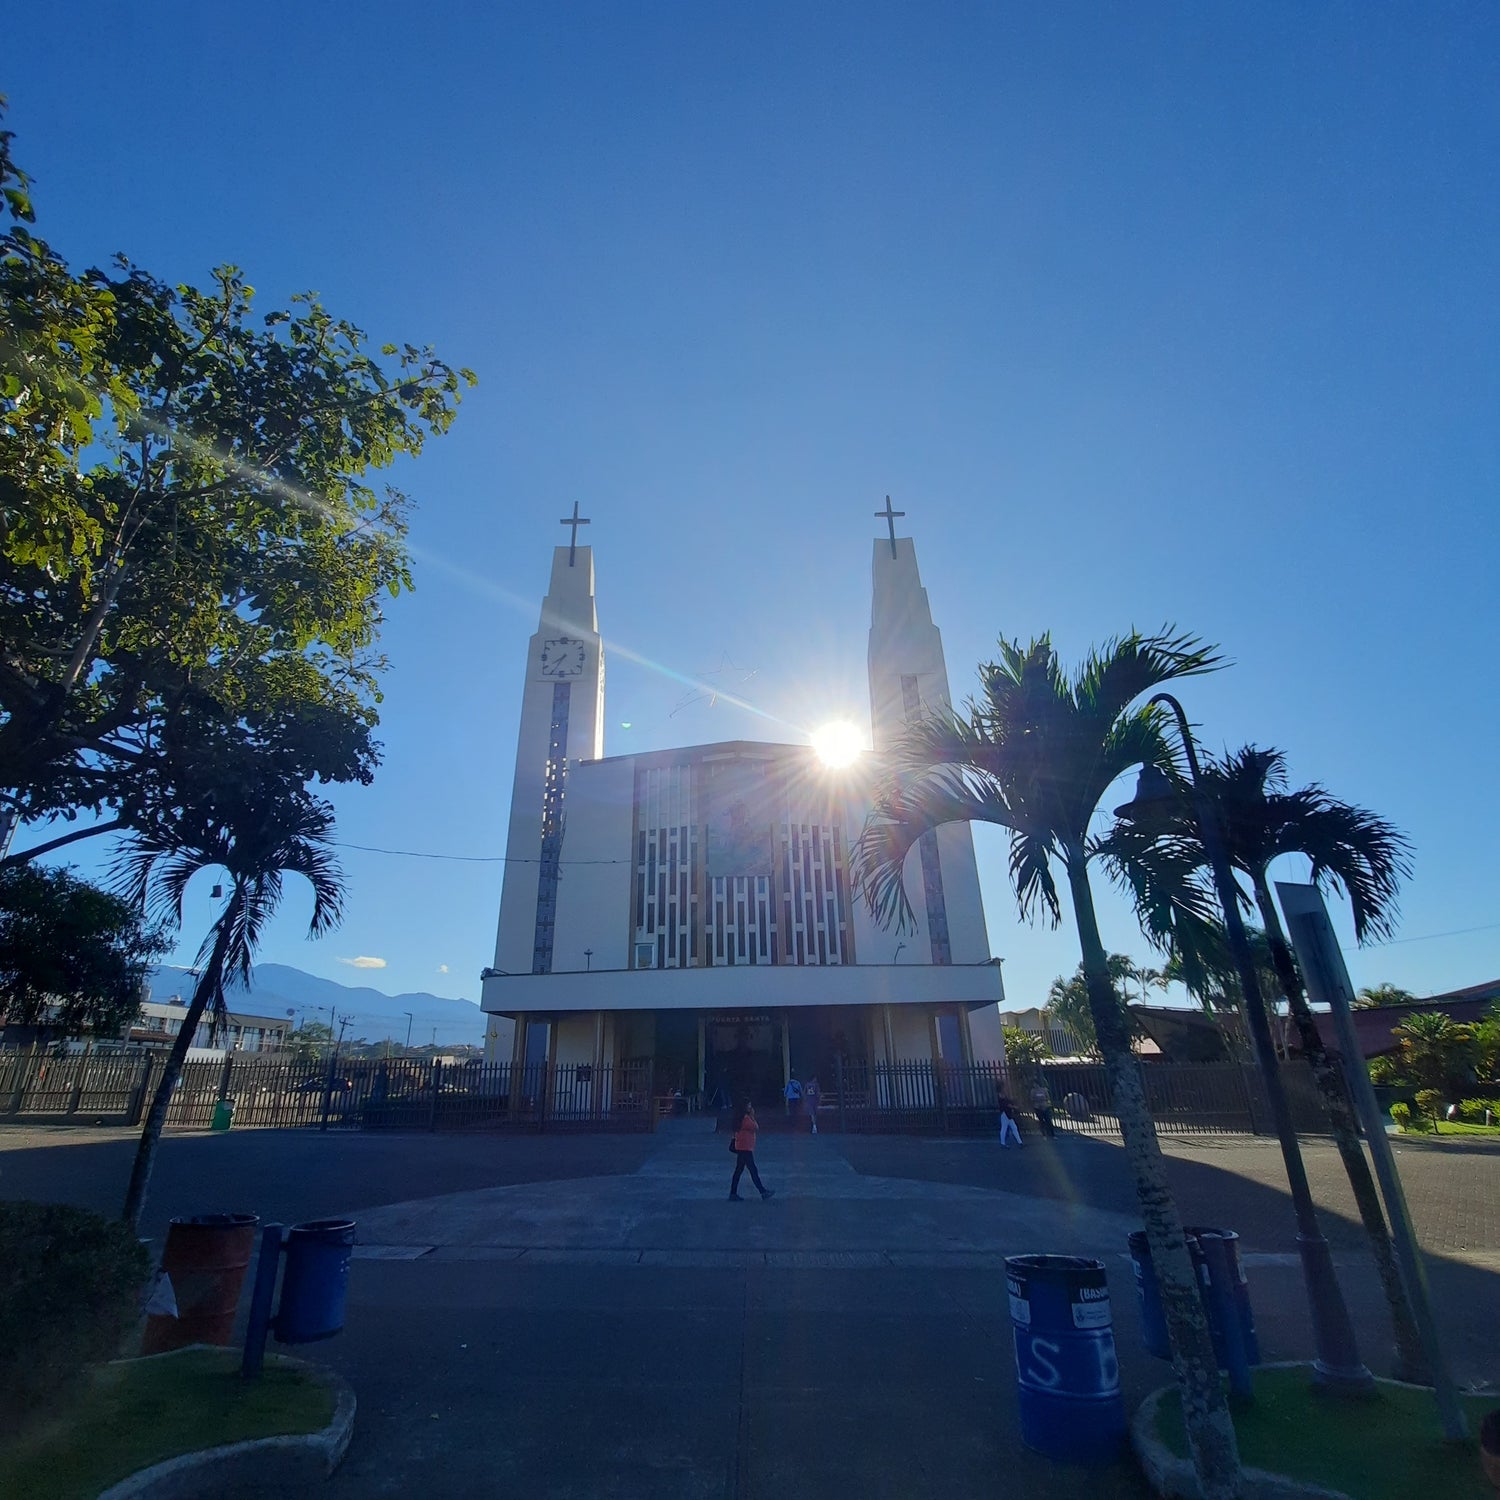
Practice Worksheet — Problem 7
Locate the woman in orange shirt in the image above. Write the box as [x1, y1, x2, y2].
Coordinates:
[729, 1101, 775, 1201]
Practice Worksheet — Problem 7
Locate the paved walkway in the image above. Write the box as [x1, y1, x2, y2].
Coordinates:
[347, 1130, 1142, 1268]
[3, 1122, 1496, 1497]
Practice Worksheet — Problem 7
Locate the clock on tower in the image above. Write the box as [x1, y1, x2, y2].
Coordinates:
[539, 637, 588, 678]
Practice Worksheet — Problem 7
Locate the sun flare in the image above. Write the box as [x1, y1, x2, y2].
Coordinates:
[811, 721, 863, 768]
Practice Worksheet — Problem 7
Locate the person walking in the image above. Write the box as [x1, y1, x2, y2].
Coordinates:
[783, 1073, 802, 1119]
[997, 1091, 1024, 1147]
[729, 1101, 776, 1201]
[804, 1075, 820, 1134]
[1029, 1079, 1055, 1139]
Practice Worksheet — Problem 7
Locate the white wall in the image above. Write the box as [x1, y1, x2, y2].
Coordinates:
[482, 960, 1002, 1016]
[554, 1013, 597, 1066]
[888, 1005, 933, 1060]
[551, 757, 636, 971]
[967, 1004, 1006, 1063]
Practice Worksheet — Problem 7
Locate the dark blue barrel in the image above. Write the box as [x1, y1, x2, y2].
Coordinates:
[1187, 1226, 1259, 1367]
[1004, 1254, 1125, 1464]
[1127, 1226, 1259, 1368]
[274, 1218, 355, 1343]
[1127, 1230, 1174, 1360]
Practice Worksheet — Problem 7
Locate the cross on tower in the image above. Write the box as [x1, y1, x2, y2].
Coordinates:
[875, 495, 905, 559]
[559, 501, 591, 566]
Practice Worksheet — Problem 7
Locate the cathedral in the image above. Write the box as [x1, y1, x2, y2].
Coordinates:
[480, 509, 1007, 1106]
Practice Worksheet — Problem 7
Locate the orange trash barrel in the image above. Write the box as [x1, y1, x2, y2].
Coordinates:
[142, 1213, 260, 1354]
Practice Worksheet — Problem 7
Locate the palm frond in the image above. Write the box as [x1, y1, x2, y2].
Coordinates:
[1264, 793, 1412, 943]
[1009, 829, 1062, 926]
[1073, 628, 1225, 729]
[852, 769, 1015, 933]
[111, 781, 346, 999]
[878, 708, 1001, 779]
[1094, 824, 1229, 997]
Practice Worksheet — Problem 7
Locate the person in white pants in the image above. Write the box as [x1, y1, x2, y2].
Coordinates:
[997, 1093, 1024, 1147]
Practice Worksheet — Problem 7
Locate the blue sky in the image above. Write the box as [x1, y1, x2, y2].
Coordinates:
[7, 3, 1498, 1010]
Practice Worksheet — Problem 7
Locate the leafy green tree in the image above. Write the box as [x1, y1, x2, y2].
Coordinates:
[0, 863, 168, 1037]
[852, 630, 1241, 1498]
[1161, 923, 1281, 1013]
[0, 109, 475, 859]
[1000, 1026, 1047, 1068]
[112, 780, 343, 1230]
[287, 1020, 333, 1064]
[1044, 956, 1147, 1059]
[1473, 1004, 1500, 1085]
[1098, 743, 1425, 1379]
[1355, 983, 1418, 1009]
[1391, 1012, 1475, 1097]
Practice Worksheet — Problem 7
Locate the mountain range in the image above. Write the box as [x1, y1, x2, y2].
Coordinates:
[147, 963, 486, 1047]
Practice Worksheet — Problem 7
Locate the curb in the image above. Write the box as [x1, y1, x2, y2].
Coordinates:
[96, 1347, 355, 1499]
[1131, 1362, 1375, 1500]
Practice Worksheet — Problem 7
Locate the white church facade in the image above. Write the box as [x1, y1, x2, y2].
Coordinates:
[480, 512, 1007, 1107]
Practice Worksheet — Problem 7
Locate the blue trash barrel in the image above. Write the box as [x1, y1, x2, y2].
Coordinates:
[1186, 1225, 1259, 1367]
[1004, 1254, 1125, 1464]
[274, 1218, 355, 1343]
[1127, 1226, 1259, 1368]
[1127, 1230, 1174, 1361]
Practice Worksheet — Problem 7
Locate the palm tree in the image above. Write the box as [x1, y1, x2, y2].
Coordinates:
[852, 630, 1241, 1499]
[1099, 744, 1426, 1380]
[1391, 1011, 1475, 1095]
[1160, 923, 1288, 1057]
[1045, 954, 1149, 1059]
[112, 785, 343, 1231]
[1356, 982, 1417, 1009]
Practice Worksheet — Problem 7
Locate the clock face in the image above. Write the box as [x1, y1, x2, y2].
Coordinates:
[540, 636, 588, 678]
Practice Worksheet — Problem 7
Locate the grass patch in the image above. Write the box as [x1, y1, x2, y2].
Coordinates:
[1432, 1121, 1500, 1137]
[0, 1346, 335, 1500]
[1154, 1366, 1496, 1500]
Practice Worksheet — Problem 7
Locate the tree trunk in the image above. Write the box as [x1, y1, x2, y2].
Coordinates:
[1066, 848, 1242, 1499]
[121, 902, 236, 1233]
[1253, 870, 1427, 1382]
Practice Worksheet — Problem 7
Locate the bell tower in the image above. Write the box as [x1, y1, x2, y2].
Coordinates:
[866, 498, 991, 967]
[490, 509, 606, 1003]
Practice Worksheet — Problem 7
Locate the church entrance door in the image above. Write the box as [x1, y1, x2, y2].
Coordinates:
[704, 1013, 783, 1110]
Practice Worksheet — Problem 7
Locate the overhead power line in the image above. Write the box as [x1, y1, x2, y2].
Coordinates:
[335, 841, 627, 865]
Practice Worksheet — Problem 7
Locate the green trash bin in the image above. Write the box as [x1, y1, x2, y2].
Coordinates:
[210, 1097, 236, 1131]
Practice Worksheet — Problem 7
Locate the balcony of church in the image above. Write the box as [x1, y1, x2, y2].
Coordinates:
[477, 960, 1003, 1018]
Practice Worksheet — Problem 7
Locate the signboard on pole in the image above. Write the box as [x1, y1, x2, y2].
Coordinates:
[1275, 880, 1468, 1440]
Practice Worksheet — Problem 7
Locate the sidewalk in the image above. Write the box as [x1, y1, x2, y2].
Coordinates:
[307, 1129, 1498, 1499]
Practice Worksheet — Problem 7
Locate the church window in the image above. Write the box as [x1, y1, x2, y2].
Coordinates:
[778, 822, 852, 967]
[633, 766, 696, 970]
[531, 683, 571, 975]
[706, 872, 770, 968]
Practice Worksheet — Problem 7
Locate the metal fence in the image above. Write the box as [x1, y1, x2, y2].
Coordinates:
[827, 1057, 1335, 1138]
[0, 1047, 1334, 1139]
[0, 1050, 656, 1133]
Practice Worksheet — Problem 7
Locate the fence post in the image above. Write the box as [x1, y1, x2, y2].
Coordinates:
[127, 1054, 156, 1126]
[66, 1044, 93, 1115]
[1242, 1064, 1261, 1135]
[8, 1042, 38, 1115]
[836, 1054, 846, 1132]
[429, 1059, 442, 1131]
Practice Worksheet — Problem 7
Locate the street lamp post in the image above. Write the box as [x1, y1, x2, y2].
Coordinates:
[402, 1011, 414, 1052]
[1117, 692, 1372, 1391]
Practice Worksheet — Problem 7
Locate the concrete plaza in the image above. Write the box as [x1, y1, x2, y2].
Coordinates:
[1, 1122, 1496, 1497]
